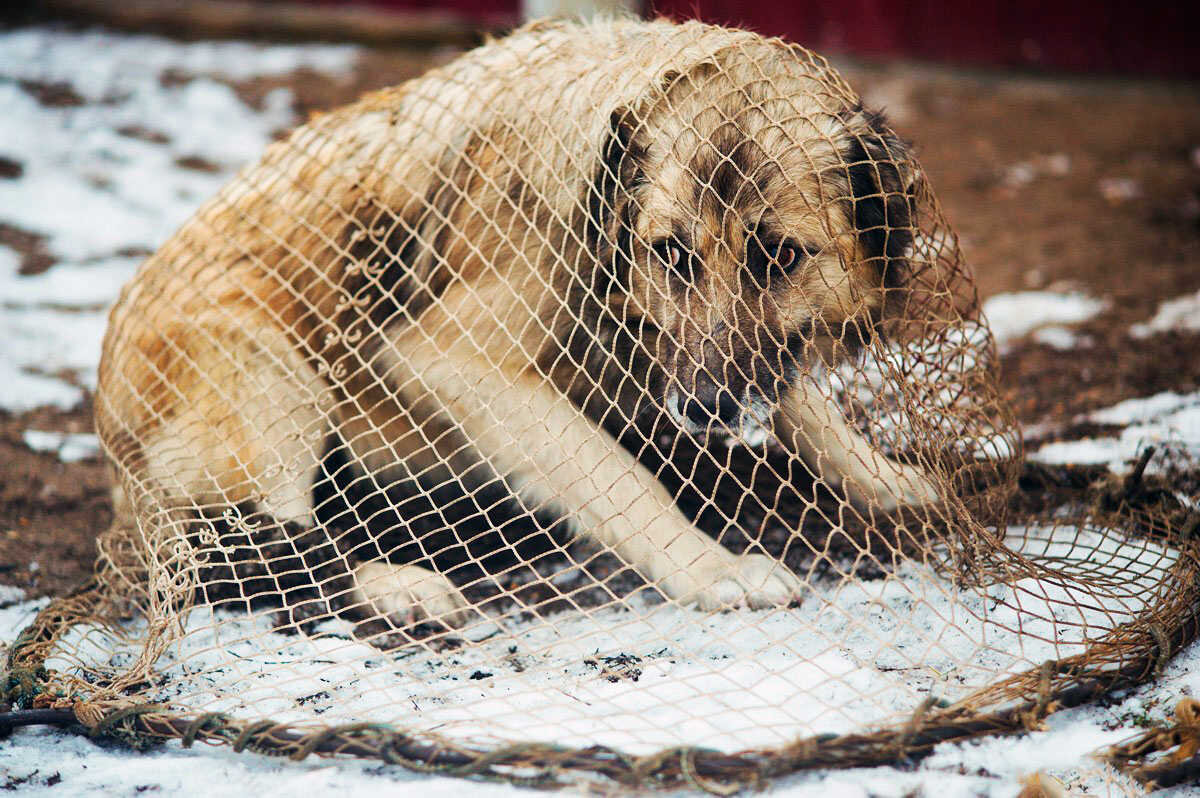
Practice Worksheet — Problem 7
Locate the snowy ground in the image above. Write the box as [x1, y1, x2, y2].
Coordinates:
[0, 28, 355, 411]
[2, 26, 1199, 797]
[2, 580, 1197, 796]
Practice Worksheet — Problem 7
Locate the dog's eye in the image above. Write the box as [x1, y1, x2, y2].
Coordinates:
[666, 244, 682, 268]
[651, 238, 698, 283]
[748, 236, 816, 286]
[775, 244, 797, 270]
[774, 241, 819, 273]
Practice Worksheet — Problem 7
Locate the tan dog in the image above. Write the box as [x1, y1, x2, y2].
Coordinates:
[96, 17, 937, 626]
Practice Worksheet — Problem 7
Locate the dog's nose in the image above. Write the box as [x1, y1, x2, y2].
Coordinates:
[682, 374, 741, 427]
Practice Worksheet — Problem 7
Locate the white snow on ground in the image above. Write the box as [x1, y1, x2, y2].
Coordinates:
[980, 290, 1107, 351]
[0, 29, 357, 411]
[1032, 390, 1200, 473]
[4, 579, 1198, 796]
[1130, 289, 1200, 339]
[1017, 281, 1200, 472]
[35, 523, 1175, 758]
[21, 430, 100, 462]
[1031, 324, 1093, 350]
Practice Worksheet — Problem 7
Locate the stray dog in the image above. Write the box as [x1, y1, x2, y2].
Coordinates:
[96, 18, 939, 627]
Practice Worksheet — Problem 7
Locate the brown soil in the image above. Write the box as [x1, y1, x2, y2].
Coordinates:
[863, 64, 1200, 431]
[3, 43, 1198, 599]
[0, 400, 111, 598]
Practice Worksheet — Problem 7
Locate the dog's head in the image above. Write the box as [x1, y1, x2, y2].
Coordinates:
[587, 50, 918, 441]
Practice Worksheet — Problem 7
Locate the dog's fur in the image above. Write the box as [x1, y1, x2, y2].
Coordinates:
[96, 18, 938, 624]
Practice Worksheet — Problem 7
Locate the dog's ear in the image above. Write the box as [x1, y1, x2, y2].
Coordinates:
[585, 69, 689, 293]
[841, 106, 918, 288]
[603, 105, 651, 195]
[586, 68, 688, 245]
[585, 79, 669, 293]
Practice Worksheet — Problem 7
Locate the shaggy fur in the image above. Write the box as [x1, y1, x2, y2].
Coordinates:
[96, 17, 937, 623]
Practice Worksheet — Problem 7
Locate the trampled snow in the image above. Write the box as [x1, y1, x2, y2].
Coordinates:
[6, 513, 1196, 795]
[46, 539, 1167, 755]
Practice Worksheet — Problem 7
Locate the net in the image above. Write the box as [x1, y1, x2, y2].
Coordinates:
[6, 16, 1198, 792]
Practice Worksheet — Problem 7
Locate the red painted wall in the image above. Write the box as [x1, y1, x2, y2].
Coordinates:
[648, 0, 1198, 78]
[319, 1, 1195, 77]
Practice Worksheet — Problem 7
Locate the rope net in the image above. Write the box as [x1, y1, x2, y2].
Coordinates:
[8, 17, 1199, 790]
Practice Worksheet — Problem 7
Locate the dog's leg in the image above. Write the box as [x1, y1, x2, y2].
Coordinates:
[117, 314, 470, 627]
[133, 318, 328, 527]
[352, 562, 472, 627]
[775, 380, 940, 511]
[388, 327, 804, 611]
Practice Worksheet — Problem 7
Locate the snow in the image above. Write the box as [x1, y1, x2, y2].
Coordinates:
[0, 29, 357, 411]
[1031, 325, 1091, 350]
[1022, 275, 1200, 472]
[4, 563, 1198, 795]
[1031, 390, 1200, 472]
[980, 291, 1106, 351]
[21, 430, 101, 462]
[1131, 288, 1200, 339]
[40, 528, 1173, 757]
[1000, 153, 1071, 189]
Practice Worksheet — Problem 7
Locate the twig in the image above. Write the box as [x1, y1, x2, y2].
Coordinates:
[0, 708, 78, 734]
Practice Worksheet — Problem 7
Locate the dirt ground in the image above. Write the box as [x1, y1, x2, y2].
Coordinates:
[1, 34, 1198, 599]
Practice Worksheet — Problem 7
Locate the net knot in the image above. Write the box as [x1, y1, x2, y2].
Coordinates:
[1, 666, 45, 709]
[91, 703, 165, 750]
[1018, 660, 1058, 731]
[181, 712, 232, 747]
[676, 747, 740, 796]
[1149, 623, 1172, 678]
[72, 701, 107, 729]
[1100, 696, 1200, 788]
[232, 719, 282, 754]
[292, 722, 391, 761]
[896, 696, 936, 760]
[630, 746, 738, 794]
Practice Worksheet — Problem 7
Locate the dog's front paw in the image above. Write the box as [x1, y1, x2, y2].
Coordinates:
[842, 459, 940, 513]
[661, 552, 804, 611]
[351, 562, 473, 628]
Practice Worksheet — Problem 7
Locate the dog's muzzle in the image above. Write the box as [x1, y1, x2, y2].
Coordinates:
[665, 377, 774, 447]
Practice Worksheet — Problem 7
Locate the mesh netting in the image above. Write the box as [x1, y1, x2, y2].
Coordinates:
[6, 17, 1199, 791]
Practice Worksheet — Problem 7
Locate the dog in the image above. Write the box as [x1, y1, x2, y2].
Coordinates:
[95, 17, 939, 629]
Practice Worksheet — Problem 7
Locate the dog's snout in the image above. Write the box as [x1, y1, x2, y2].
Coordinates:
[682, 373, 740, 426]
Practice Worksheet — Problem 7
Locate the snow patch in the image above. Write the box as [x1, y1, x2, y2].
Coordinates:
[6, 515, 1187, 794]
[40, 525, 1176, 757]
[22, 430, 101, 462]
[1130, 289, 1200, 339]
[981, 291, 1106, 351]
[1031, 325, 1090, 350]
[1031, 390, 1200, 471]
[0, 30, 359, 411]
